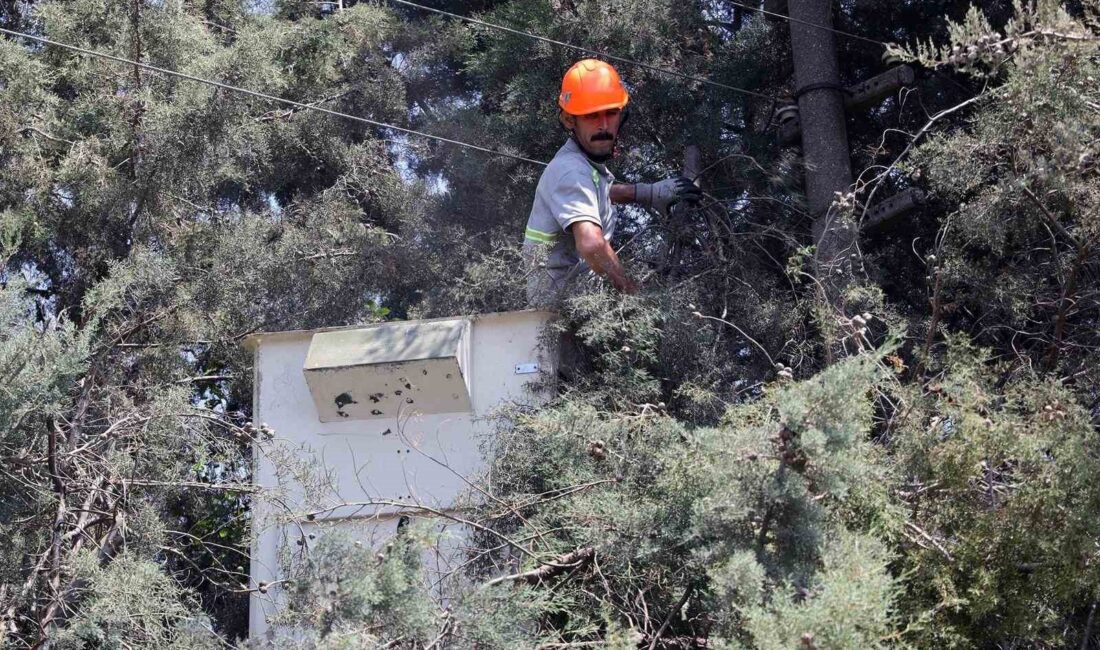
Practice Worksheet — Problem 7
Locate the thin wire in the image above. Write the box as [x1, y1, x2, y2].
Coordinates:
[725, 4, 980, 98]
[0, 26, 549, 167]
[725, 0, 891, 48]
[382, 0, 778, 101]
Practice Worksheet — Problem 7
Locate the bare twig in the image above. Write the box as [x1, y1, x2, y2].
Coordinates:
[692, 313, 775, 368]
[118, 479, 260, 493]
[301, 499, 551, 564]
[18, 126, 75, 146]
[482, 547, 595, 588]
[174, 375, 233, 384]
[648, 585, 694, 650]
[904, 521, 953, 561]
[856, 92, 987, 226]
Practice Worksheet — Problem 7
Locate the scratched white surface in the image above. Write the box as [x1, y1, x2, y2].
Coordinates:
[248, 311, 555, 639]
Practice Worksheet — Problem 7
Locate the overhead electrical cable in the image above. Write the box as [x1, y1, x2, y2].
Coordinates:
[381, 0, 778, 101]
[0, 26, 550, 167]
[724, 1, 893, 48]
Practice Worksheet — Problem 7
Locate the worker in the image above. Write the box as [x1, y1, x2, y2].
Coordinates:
[523, 58, 701, 308]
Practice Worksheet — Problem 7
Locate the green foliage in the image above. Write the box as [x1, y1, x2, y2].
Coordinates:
[51, 552, 219, 649]
[0, 0, 436, 642]
[889, 340, 1100, 646]
[469, 349, 903, 648]
[274, 530, 436, 648]
[274, 525, 569, 648]
[897, 0, 1099, 378]
[0, 282, 88, 437]
[897, 0, 1086, 77]
[0, 283, 90, 625]
[441, 317, 1099, 648]
[2, 0, 1099, 646]
[724, 531, 898, 650]
[443, 586, 561, 649]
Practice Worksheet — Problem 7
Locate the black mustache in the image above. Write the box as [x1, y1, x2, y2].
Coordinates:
[591, 133, 614, 142]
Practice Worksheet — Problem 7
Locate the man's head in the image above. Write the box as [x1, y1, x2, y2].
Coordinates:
[558, 59, 629, 163]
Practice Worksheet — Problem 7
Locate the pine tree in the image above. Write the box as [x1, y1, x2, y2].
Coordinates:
[1, 0, 439, 643]
[1, 0, 1098, 647]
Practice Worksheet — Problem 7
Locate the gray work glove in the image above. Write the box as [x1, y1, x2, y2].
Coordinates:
[634, 177, 702, 216]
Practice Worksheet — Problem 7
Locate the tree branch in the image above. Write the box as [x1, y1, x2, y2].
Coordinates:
[18, 126, 75, 147]
[648, 585, 694, 650]
[1019, 183, 1077, 247]
[482, 547, 595, 588]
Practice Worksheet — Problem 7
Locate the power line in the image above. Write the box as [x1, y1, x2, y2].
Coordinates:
[725, 1, 892, 48]
[0, 26, 550, 167]
[381, 0, 778, 101]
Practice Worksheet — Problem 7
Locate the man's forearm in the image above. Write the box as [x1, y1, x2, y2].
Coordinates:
[571, 221, 638, 293]
[580, 240, 635, 293]
[610, 183, 636, 204]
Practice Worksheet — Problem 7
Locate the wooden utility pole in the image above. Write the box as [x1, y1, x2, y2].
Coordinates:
[662, 145, 702, 280]
[787, 0, 856, 299]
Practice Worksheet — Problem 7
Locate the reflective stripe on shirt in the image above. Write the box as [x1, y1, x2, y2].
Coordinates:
[524, 226, 559, 244]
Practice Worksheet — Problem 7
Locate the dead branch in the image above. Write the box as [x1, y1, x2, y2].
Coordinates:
[1019, 183, 1077, 246]
[648, 585, 695, 650]
[904, 521, 954, 561]
[920, 268, 945, 375]
[174, 374, 233, 384]
[482, 547, 595, 588]
[18, 126, 75, 147]
[301, 499, 549, 564]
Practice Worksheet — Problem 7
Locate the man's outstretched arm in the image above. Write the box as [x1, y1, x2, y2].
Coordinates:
[611, 178, 701, 213]
[571, 221, 638, 294]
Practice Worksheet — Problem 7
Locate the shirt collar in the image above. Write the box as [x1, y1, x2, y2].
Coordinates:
[561, 137, 613, 179]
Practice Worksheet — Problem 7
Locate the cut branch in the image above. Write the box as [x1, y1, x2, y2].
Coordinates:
[482, 547, 595, 588]
[18, 126, 75, 147]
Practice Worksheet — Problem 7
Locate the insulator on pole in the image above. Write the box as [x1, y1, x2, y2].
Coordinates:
[775, 66, 917, 146]
[775, 104, 801, 147]
[844, 65, 917, 112]
[862, 187, 926, 231]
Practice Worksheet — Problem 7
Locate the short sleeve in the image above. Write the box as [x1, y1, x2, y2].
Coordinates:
[551, 168, 602, 232]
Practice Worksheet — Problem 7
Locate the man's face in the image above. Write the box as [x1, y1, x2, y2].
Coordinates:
[563, 108, 623, 159]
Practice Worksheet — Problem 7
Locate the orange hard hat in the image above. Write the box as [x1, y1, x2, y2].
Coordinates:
[558, 59, 630, 116]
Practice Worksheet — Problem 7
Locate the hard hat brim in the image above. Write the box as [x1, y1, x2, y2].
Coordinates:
[558, 98, 630, 116]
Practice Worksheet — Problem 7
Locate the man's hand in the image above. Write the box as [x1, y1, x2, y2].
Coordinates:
[616, 274, 640, 295]
[633, 177, 702, 216]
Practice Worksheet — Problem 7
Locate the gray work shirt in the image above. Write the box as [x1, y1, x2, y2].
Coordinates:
[523, 138, 616, 307]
